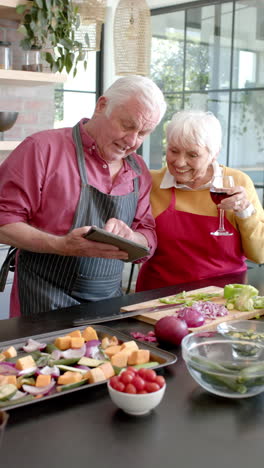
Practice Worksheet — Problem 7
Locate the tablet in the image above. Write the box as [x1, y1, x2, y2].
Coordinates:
[83, 226, 150, 262]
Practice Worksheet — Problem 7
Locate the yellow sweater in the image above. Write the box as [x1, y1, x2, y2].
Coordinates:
[150, 165, 264, 264]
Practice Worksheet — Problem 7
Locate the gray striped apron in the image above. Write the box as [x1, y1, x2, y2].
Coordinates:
[16, 122, 141, 316]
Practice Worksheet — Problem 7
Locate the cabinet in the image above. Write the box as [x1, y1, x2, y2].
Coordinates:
[0, 0, 67, 152]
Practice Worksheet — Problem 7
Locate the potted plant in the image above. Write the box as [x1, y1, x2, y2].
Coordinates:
[16, 0, 88, 76]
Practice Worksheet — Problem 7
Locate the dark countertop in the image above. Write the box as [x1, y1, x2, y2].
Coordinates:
[0, 265, 264, 468]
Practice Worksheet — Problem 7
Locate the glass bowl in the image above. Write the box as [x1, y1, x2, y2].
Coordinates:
[217, 320, 264, 358]
[181, 331, 264, 398]
[107, 380, 166, 416]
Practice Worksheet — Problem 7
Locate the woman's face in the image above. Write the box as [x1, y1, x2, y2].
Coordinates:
[166, 141, 215, 188]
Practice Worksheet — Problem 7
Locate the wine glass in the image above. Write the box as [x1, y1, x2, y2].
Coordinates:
[210, 175, 235, 236]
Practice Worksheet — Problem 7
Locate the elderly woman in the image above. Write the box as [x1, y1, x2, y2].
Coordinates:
[136, 110, 264, 291]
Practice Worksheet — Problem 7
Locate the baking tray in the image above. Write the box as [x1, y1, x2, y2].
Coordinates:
[0, 325, 177, 411]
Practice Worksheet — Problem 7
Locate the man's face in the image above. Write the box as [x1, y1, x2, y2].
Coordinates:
[92, 96, 160, 163]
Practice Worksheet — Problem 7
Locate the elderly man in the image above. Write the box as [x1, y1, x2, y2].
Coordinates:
[0, 75, 166, 316]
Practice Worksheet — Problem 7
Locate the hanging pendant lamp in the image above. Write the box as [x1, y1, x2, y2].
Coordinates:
[114, 0, 151, 76]
[74, 0, 107, 51]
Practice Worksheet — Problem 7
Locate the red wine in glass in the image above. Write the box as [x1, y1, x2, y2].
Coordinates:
[210, 175, 235, 236]
[210, 190, 232, 205]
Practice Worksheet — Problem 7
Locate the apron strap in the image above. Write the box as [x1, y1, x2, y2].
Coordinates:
[72, 123, 89, 186]
[0, 246, 17, 292]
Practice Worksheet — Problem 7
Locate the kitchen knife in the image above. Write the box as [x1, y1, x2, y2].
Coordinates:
[73, 302, 183, 326]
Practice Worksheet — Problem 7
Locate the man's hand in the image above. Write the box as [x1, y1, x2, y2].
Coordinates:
[57, 226, 129, 260]
[104, 218, 148, 247]
[0, 223, 128, 260]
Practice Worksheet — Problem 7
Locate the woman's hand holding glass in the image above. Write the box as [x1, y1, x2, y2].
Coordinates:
[210, 175, 235, 236]
[210, 176, 251, 236]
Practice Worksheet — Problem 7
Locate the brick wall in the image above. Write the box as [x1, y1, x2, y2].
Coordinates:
[0, 18, 56, 164]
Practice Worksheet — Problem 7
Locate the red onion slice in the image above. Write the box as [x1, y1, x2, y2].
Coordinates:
[22, 379, 56, 395]
[22, 338, 47, 352]
[61, 344, 86, 359]
[85, 340, 101, 358]
[17, 366, 38, 376]
[0, 363, 18, 375]
[38, 365, 60, 377]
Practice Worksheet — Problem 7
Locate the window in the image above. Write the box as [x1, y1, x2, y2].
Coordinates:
[54, 47, 102, 128]
[147, 0, 264, 205]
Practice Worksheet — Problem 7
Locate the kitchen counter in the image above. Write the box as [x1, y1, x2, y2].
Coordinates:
[0, 264, 264, 468]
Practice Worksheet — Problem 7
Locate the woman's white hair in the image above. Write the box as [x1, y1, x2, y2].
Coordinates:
[166, 110, 222, 157]
[103, 75, 167, 124]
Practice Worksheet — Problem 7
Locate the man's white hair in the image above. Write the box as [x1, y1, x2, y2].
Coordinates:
[103, 75, 167, 124]
[166, 110, 222, 157]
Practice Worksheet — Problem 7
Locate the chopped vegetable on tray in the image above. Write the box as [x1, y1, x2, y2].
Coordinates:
[0, 326, 164, 409]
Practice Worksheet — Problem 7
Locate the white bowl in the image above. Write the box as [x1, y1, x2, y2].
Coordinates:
[107, 380, 166, 416]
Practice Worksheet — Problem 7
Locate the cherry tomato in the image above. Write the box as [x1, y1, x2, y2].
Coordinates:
[109, 376, 119, 387]
[155, 375, 166, 388]
[115, 382, 126, 392]
[145, 382, 160, 393]
[137, 390, 148, 394]
[125, 383, 137, 394]
[144, 369, 157, 382]
[138, 368, 148, 379]
[132, 375, 145, 392]
[120, 371, 134, 385]
[126, 366, 137, 374]
[111, 380, 125, 392]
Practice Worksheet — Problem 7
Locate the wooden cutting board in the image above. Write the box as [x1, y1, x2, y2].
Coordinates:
[120, 286, 264, 332]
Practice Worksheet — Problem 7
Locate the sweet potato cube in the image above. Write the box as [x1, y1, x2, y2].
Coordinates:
[0, 375, 17, 387]
[104, 345, 122, 358]
[35, 374, 52, 387]
[70, 337, 85, 349]
[110, 351, 130, 368]
[54, 336, 71, 350]
[127, 349, 150, 366]
[15, 355, 36, 371]
[57, 371, 83, 385]
[82, 326, 98, 342]
[0, 375, 8, 385]
[67, 330, 82, 338]
[7, 375, 18, 387]
[120, 341, 139, 352]
[101, 336, 119, 349]
[3, 346, 17, 359]
[87, 367, 106, 383]
[99, 362, 115, 380]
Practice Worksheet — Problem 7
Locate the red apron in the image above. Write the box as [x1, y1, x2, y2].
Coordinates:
[136, 188, 246, 291]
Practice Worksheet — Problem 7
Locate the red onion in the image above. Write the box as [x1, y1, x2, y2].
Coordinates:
[0, 363, 18, 375]
[130, 331, 157, 342]
[177, 308, 205, 327]
[38, 365, 60, 378]
[85, 340, 101, 358]
[61, 344, 86, 359]
[154, 316, 189, 346]
[17, 366, 38, 376]
[22, 338, 46, 352]
[22, 379, 56, 395]
[177, 301, 227, 322]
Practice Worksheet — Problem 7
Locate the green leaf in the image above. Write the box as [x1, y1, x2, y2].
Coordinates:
[45, 52, 54, 64]
[35, 0, 44, 8]
[17, 24, 28, 37]
[65, 53, 73, 74]
[16, 5, 28, 15]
